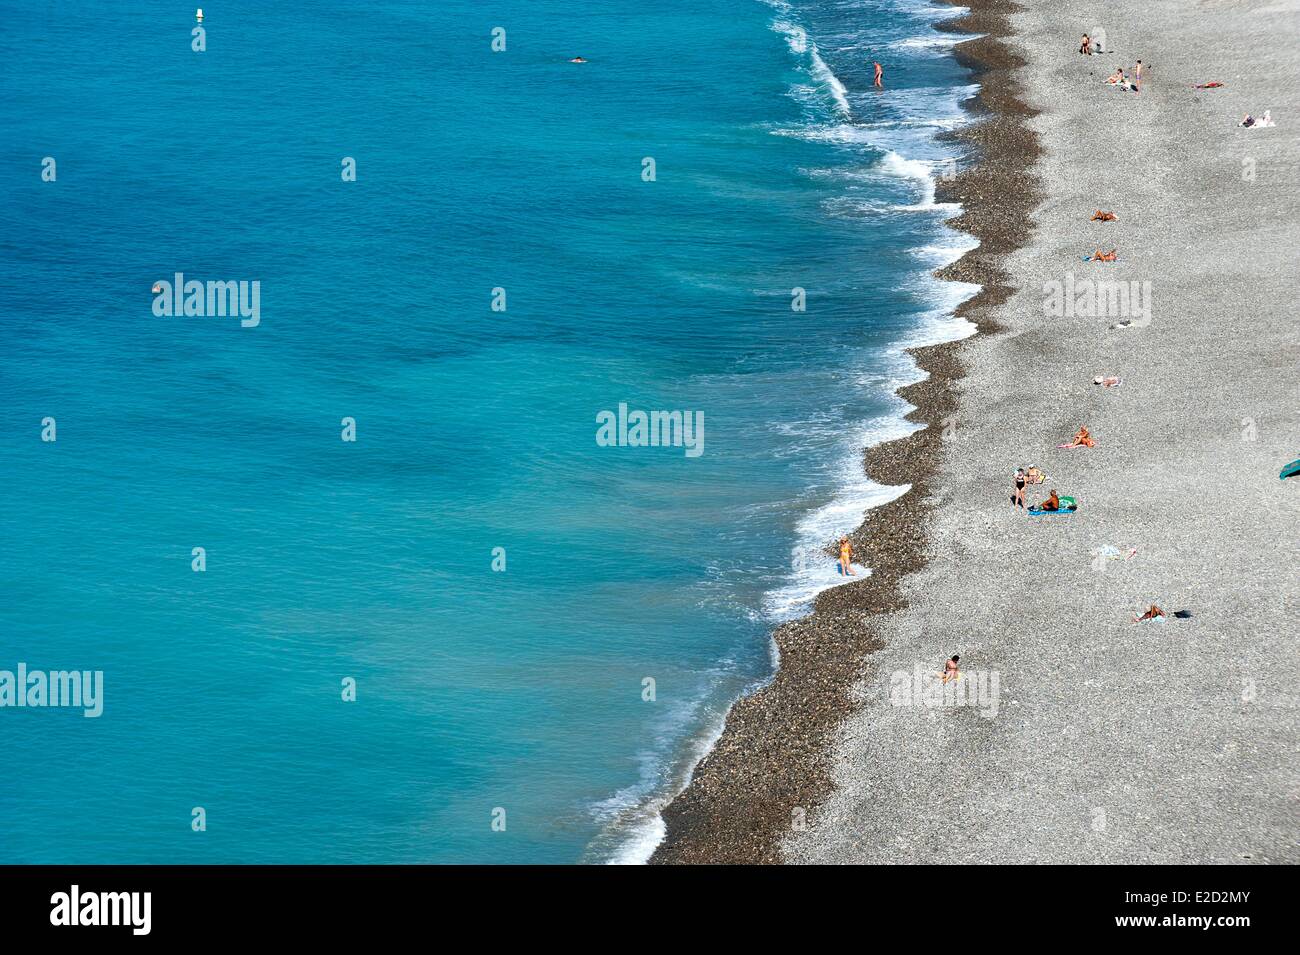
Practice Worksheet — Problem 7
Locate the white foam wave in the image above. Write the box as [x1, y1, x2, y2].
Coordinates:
[909, 234, 980, 267]
[889, 34, 965, 51]
[771, 19, 852, 118]
[879, 149, 934, 182]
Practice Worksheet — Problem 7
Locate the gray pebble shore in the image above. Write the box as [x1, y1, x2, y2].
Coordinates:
[786, 0, 1300, 865]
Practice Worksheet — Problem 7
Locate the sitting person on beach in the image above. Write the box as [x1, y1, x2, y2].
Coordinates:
[1241, 113, 1256, 127]
[1106, 67, 1125, 85]
[1092, 210, 1118, 221]
[1059, 425, 1095, 449]
[1039, 489, 1062, 511]
[1026, 465, 1045, 485]
[1133, 604, 1166, 623]
[941, 655, 960, 684]
[838, 535, 856, 576]
[1093, 375, 1121, 387]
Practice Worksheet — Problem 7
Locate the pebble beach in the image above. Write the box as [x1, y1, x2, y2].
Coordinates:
[655, 0, 1300, 864]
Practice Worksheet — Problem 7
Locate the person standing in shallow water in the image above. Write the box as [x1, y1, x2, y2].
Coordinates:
[839, 536, 856, 576]
[873, 61, 883, 88]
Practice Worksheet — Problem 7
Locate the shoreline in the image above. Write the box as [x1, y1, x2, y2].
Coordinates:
[650, 0, 1039, 864]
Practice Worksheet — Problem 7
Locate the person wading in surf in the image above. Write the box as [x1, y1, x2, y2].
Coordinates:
[839, 536, 857, 576]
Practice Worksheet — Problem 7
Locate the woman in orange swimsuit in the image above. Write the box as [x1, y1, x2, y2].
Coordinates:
[838, 536, 856, 576]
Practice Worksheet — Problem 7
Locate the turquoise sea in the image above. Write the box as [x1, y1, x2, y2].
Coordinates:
[0, 0, 978, 862]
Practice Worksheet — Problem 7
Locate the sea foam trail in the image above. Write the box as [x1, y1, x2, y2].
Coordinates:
[772, 19, 852, 118]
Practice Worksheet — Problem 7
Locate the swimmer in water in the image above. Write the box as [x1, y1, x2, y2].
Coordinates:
[873, 61, 883, 88]
[569, 57, 587, 64]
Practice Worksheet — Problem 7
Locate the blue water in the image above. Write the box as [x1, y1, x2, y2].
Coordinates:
[0, 0, 978, 863]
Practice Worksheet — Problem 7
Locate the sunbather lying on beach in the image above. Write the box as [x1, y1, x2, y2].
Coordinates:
[838, 535, 856, 576]
[1092, 210, 1118, 221]
[1086, 249, 1118, 261]
[1193, 81, 1224, 89]
[1133, 604, 1166, 623]
[1093, 375, 1122, 387]
[1059, 426, 1095, 449]
[941, 655, 960, 684]
[1093, 544, 1138, 561]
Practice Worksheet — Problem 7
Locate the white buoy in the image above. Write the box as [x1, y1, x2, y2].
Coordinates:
[196, 8, 204, 21]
